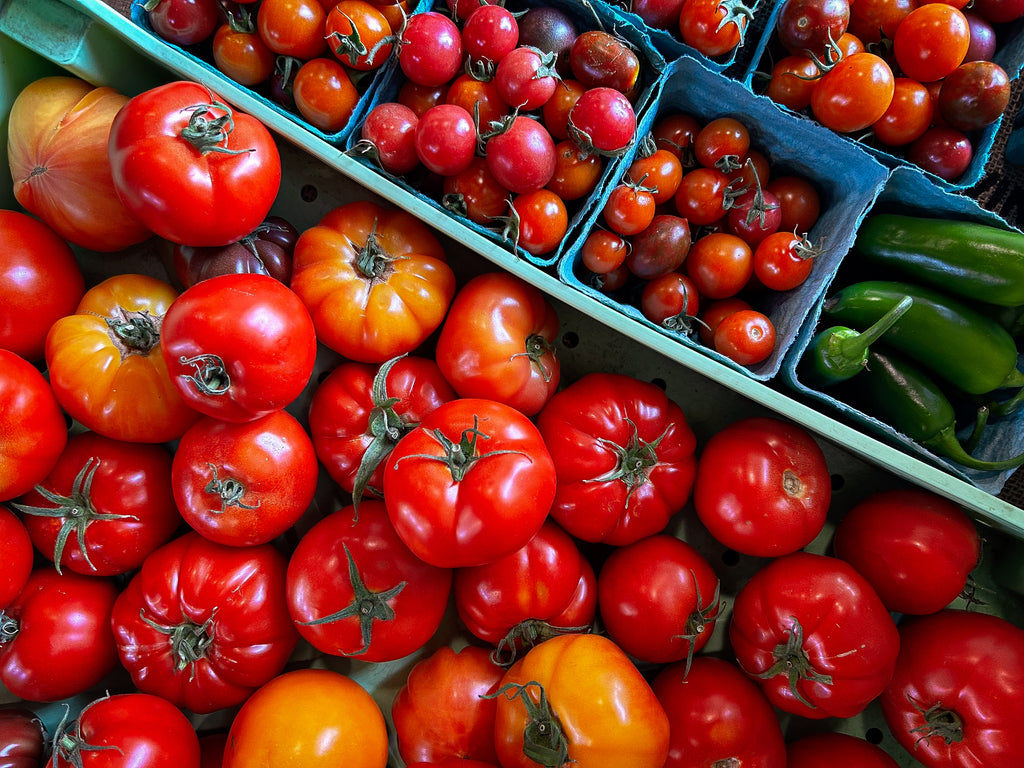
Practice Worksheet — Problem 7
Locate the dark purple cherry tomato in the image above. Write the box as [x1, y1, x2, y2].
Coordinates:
[146, 0, 220, 46]
[516, 6, 579, 76]
[626, 214, 692, 280]
[908, 126, 973, 181]
[776, 0, 851, 57]
[569, 31, 641, 95]
[963, 11, 998, 62]
[937, 60, 1011, 132]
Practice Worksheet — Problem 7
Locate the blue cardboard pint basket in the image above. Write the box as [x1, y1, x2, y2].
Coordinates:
[557, 54, 889, 381]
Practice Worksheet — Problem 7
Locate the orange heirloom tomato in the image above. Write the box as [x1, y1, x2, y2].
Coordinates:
[290, 200, 456, 363]
[492, 633, 670, 768]
[223, 668, 388, 768]
[7, 76, 151, 252]
[45, 273, 200, 444]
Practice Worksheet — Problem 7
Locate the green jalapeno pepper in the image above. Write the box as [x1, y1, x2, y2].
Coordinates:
[823, 280, 1024, 396]
[855, 213, 1024, 307]
[853, 348, 1024, 472]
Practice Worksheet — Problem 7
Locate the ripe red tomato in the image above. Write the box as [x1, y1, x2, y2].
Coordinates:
[871, 76, 934, 147]
[485, 114, 557, 195]
[713, 309, 776, 365]
[435, 272, 561, 416]
[810, 52, 895, 133]
[511, 189, 568, 257]
[212, 20, 275, 86]
[685, 231, 753, 299]
[292, 58, 362, 133]
[0, 507, 33, 611]
[579, 229, 629, 274]
[602, 181, 657, 236]
[598, 534, 720, 664]
[383, 398, 557, 568]
[881, 610, 1024, 767]
[108, 81, 281, 247]
[568, 87, 637, 157]
[628, 147, 683, 205]
[893, 3, 970, 83]
[416, 104, 478, 177]
[536, 371, 697, 545]
[833, 488, 980, 615]
[753, 230, 818, 291]
[357, 102, 420, 176]
[765, 174, 821, 232]
[0, 569, 119, 703]
[462, 3, 519, 63]
[674, 166, 731, 226]
[786, 732, 898, 768]
[775, 0, 851, 57]
[0, 210, 84, 362]
[399, 11, 463, 87]
[544, 140, 603, 201]
[325, 0, 393, 70]
[145, 0, 220, 46]
[908, 126, 973, 181]
[110, 531, 299, 714]
[679, 0, 751, 57]
[765, 54, 820, 112]
[694, 416, 831, 556]
[286, 501, 452, 661]
[640, 271, 701, 332]
[256, 0, 327, 59]
[443, 157, 509, 224]
[652, 657, 787, 768]
[494, 46, 558, 110]
[730, 552, 900, 719]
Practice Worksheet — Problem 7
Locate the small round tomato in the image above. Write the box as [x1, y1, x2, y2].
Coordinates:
[640, 272, 701, 333]
[765, 54, 820, 112]
[545, 140, 603, 201]
[512, 189, 568, 257]
[673, 166, 731, 226]
[256, 0, 327, 59]
[713, 309, 776, 365]
[146, 0, 220, 45]
[937, 60, 1011, 132]
[485, 115, 557, 195]
[626, 214, 692, 280]
[325, 0, 393, 70]
[356, 101, 420, 176]
[212, 20, 275, 86]
[726, 184, 783, 247]
[399, 11, 463, 87]
[494, 46, 559, 111]
[567, 87, 636, 157]
[415, 104, 478, 177]
[462, 3, 519, 64]
[628, 147, 684, 205]
[446, 75, 510, 129]
[753, 230, 818, 291]
[697, 296, 752, 347]
[893, 3, 970, 83]
[775, 0, 850, 57]
[602, 181, 657, 237]
[765, 175, 821, 232]
[694, 416, 830, 556]
[908, 126, 973, 181]
[694, 116, 750, 170]
[293, 58, 361, 133]
[685, 231, 753, 299]
[871, 76, 934, 147]
[568, 30, 640, 93]
[679, 0, 752, 58]
[810, 52, 894, 133]
[442, 157, 509, 224]
[579, 229, 629, 274]
[541, 79, 586, 141]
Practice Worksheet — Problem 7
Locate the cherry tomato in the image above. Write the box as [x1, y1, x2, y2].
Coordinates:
[415, 104, 477, 177]
[357, 101, 420, 175]
[545, 140, 603, 201]
[908, 126, 973, 181]
[871, 76, 934, 146]
[567, 87, 637, 157]
[146, 0, 220, 46]
[937, 60, 1011, 132]
[293, 58, 361, 133]
[579, 229, 629, 274]
[698, 296, 752, 347]
[542, 79, 586, 140]
[679, 0, 752, 58]
[442, 157, 509, 224]
[446, 75, 510, 129]
[494, 46, 559, 111]
[686, 231, 753, 299]
[325, 0, 393, 70]
[485, 114, 557, 195]
[765, 175, 821, 232]
[212, 21, 275, 87]
[628, 147, 684, 205]
[673, 166, 731, 226]
[776, 0, 851, 57]
[0, 507, 33, 610]
[713, 308, 776, 365]
[512, 189, 568, 257]
[753, 230, 818, 291]
[765, 54, 821, 112]
[893, 3, 970, 83]
[257, 0, 327, 60]
[602, 181, 657, 236]
[399, 11, 463, 87]
[626, 214, 692, 280]
[811, 52, 894, 133]
[694, 116, 750, 170]
[462, 4, 519, 64]
[640, 272, 701, 332]
[568, 30, 640, 93]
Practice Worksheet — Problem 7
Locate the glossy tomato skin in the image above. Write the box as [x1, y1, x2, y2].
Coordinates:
[833, 488, 980, 615]
[14, 431, 179, 576]
[0, 508, 33, 610]
[108, 81, 281, 247]
[47, 693, 201, 768]
[786, 732, 898, 768]
[435, 272, 561, 417]
[454, 519, 597, 654]
[0, 569, 119, 703]
[46, 273, 201, 443]
[286, 501, 452, 661]
[493, 633, 670, 768]
[536, 371, 697, 545]
[223, 668, 388, 768]
[693, 416, 831, 556]
[880, 610, 1024, 768]
[0, 210, 84, 361]
[0, 706, 46, 768]
[161, 273, 317, 422]
[290, 200, 455, 363]
[0, 350, 68, 502]
[810, 52, 894, 134]
[391, 644, 505, 764]
[172, 410, 317, 547]
[110, 531, 299, 714]
[384, 398, 556, 568]
[651, 657, 787, 768]
[730, 552, 900, 719]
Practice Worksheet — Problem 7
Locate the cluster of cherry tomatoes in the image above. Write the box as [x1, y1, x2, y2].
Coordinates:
[576, 110, 823, 367]
[351, 2, 649, 258]
[759, 0, 1020, 182]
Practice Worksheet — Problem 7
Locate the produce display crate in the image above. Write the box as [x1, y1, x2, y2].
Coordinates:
[3, 4, 1024, 767]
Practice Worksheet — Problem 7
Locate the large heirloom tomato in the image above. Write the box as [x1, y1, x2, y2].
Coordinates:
[492, 633, 670, 768]
[651, 657, 787, 768]
[0, 350, 68, 502]
[107, 80, 281, 247]
[13, 431, 179, 576]
[880, 610, 1024, 768]
[286, 501, 452, 662]
[7, 76, 151, 252]
[0, 706, 46, 768]
[435, 272, 560, 417]
[290, 199, 456, 363]
[786, 732, 898, 768]
[45, 273, 200, 443]
[161, 273, 317, 422]
[0, 569, 119, 703]
[0, 507, 33, 610]
[535, 371, 697, 545]
[384, 398, 556, 568]
[693, 416, 831, 557]
[392, 645, 505, 765]
[223, 668, 388, 768]
[730, 552, 900, 719]
[0, 210, 84, 362]
[454, 519, 597, 660]
[110, 531, 299, 714]
[48, 693, 200, 768]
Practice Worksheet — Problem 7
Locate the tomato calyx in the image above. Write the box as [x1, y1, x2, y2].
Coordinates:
[586, 418, 668, 501]
[204, 462, 261, 514]
[715, 0, 755, 37]
[179, 101, 253, 157]
[104, 308, 161, 357]
[328, 11, 370, 69]
[755, 617, 833, 709]
[486, 681, 570, 768]
[178, 352, 230, 396]
[13, 457, 140, 575]
[394, 415, 528, 483]
[673, 573, 723, 677]
[735, 158, 778, 228]
[513, 334, 558, 383]
[492, 620, 593, 666]
[296, 543, 407, 656]
[0, 612, 18, 643]
[355, 221, 403, 282]
[50, 700, 124, 768]
[908, 697, 965, 747]
[139, 608, 217, 676]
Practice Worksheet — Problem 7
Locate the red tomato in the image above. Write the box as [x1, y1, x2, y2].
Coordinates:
[108, 81, 281, 247]
[881, 610, 1024, 768]
[810, 52, 895, 134]
[714, 309, 777, 365]
[545, 140, 603, 201]
[567, 87, 637, 157]
[145, 0, 220, 46]
[640, 271, 701, 332]
[455, 520, 597, 658]
[383, 398, 556, 568]
[511, 189, 568, 257]
[161, 273, 318, 422]
[730, 552, 900, 719]
[462, 3, 519, 63]
[0, 569, 119, 703]
[399, 11, 464, 87]
[568, 30, 640, 93]
[833, 488, 980, 615]
[679, 0, 750, 57]
[494, 46, 558, 111]
[325, 0, 393, 70]
[0, 210, 84, 362]
[652, 657, 787, 768]
[212, 20, 275, 86]
[0, 350, 68, 502]
[416, 104, 478, 177]
[391, 645, 504, 765]
[435, 272, 561, 417]
[603, 182, 657, 237]
[293, 58, 362, 133]
[0, 507, 33, 610]
[442, 156, 509, 224]
[765, 174, 821, 233]
[685, 232, 753, 299]
[286, 501, 452, 662]
[786, 732, 898, 768]
[893, 3, 970, 83]
[628, 147, 684, 205]
[256, 0, 327, 59]
[872, 76, 934, 147]
[46, 693, 201, 768]
[485, 114, 557, 195]
[0, 705, 46, 768]
[172, 410, 318, 547]
[579, 229, 629, 275]
[110, 532, 299, 714]
[753, 230, 818, 291]
[536, 371, 697, 545]
[14, 431, 179, 576]
[598, 534, 720, 665]
[693, 416, 831, 556]
[357, 101, 420, 176]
